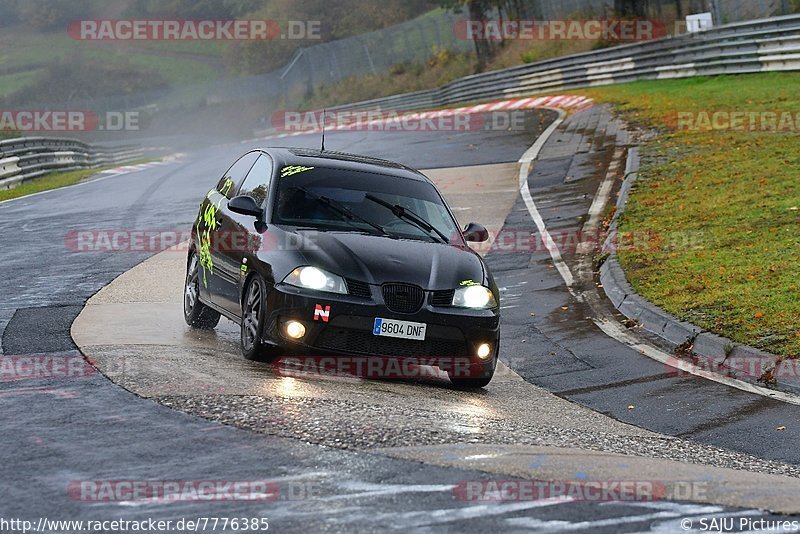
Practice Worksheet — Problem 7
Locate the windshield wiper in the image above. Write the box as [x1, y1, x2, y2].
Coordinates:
[294, 187, 388, 236]
[364, 194, 449, 244]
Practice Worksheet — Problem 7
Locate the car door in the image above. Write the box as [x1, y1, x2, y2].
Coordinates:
[203, 151, 259, 313]
[212, 153, 274, 317]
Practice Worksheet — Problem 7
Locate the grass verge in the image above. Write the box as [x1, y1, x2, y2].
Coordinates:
[582, 73, 800, 357]
[0, 160, 151, 202]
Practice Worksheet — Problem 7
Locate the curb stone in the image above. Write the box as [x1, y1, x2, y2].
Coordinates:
[598, 143, 800, 396]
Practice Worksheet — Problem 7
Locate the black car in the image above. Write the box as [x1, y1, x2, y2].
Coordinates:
[184, 148, 500, 388]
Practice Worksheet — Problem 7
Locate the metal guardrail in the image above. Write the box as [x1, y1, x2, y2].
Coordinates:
[0, 137, 142, 190]
[321, 14, 800, 114]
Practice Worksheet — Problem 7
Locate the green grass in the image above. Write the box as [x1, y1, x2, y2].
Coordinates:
[126, 53, 218, 86]
[0, 161, 151, 202]
[582, 73, 800, 357]
[0, 69, 43, 97]
[0, 29, 222, 95]
[117, 39, 225, 57]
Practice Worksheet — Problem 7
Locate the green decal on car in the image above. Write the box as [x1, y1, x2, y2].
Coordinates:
[460, 279, 479, 287]
[197, 190, 229, 288]
[281, 165, 315, 178]
[219, 177, 234, 197]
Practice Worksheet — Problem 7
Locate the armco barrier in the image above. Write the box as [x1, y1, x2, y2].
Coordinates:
[0, 137, 142, 190]
[320, 14, 800, 114]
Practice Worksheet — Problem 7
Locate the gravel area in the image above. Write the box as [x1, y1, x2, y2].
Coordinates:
[160, 394, 800, 479]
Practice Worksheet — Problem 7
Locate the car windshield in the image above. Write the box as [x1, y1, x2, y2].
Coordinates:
[273, 166, 460, 243]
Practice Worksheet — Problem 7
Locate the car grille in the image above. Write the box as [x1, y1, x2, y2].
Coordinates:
[316, 328, 467, 358]
[346, 278, 372, 298]
[382, 283, 424, 313]
[429, 289, 455, 307]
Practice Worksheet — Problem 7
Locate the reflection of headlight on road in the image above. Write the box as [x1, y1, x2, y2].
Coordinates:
[452, 285, 496, 309]
[284, 266, 347, 294]
[277, 377, 297, 396]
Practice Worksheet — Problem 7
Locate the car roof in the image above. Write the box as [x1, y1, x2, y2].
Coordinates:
[257, 147, 431, 183]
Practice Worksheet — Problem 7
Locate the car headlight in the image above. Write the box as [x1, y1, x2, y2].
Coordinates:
[452, 285, 497, 309]
[283, 266, 347, 294]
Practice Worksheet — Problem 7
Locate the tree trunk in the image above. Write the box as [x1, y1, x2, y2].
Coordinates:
[614, 0, 648, 18]
[468, 0, 492, 72]
[528, 0, 543, 19]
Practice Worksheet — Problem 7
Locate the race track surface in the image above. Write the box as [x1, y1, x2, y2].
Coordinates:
[1, 108, 798, 529]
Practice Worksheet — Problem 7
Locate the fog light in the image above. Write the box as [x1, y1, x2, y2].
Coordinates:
[285, 321, 306, 339]
[476, 343, 492, 359]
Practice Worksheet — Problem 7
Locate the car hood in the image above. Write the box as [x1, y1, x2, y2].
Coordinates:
[289, 229, 487, 290]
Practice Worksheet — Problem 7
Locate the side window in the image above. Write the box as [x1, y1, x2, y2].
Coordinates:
[238, 155, 273, 207]
[216, 152, 259, 199]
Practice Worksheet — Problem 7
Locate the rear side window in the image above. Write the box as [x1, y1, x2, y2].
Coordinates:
[216, 152, 259, 199]
[238, 155, 274, 207]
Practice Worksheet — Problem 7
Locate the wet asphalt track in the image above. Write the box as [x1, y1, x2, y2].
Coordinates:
[0, 108, 796, 530]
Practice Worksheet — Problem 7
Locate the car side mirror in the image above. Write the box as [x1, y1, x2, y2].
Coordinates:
[228, 195, 262, 218]
[463, 222, 489, 242]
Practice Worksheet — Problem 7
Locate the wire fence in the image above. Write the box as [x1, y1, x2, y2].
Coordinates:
[299, 11, 474, 87]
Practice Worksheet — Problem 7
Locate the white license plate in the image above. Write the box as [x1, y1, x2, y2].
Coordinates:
[373, 318, 426, 341]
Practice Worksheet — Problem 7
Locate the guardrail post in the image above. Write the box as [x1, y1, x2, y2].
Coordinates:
[712, 0, 724, 25]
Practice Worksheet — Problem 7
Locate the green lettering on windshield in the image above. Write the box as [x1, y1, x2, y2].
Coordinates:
[281, 165, 315, 177]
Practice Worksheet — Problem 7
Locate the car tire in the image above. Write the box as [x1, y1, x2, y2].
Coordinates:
[240, 274, 280, 362]
[448, 346, 498, 389]
[184, 253, 221, 329]
[448, 373, 494, 389]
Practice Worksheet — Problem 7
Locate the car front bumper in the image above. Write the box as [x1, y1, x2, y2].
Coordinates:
[262, 283, 500, 377]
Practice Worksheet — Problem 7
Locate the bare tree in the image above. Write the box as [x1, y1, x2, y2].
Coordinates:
[614, 0, 649, 17]
[441, 0, 496, 71]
